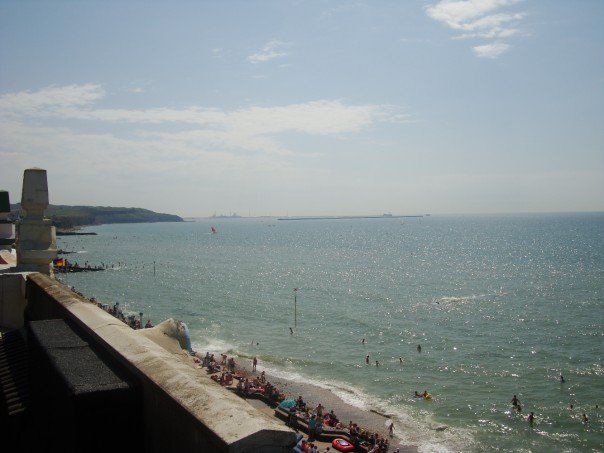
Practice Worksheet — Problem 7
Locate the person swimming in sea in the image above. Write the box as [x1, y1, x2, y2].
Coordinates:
[511, 395, 519, 407]
[399, 357, 403, 363]
[582, 413, 589, 423]
[375, 360, 380, 367]
[362, 338, 366, 344]
[527, 412, 534, 425]
[365, 355, 370, 364]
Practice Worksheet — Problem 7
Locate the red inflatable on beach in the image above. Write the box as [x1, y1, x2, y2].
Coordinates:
[332, 438, 355, 452]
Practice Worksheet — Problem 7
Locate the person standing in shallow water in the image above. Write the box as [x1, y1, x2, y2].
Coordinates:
[253, 356, 258, 372]
[365, 355, 370, 364]
[511, 395, 519, 407]
[528, 412, 535, 425]
[417, 344, 421, 353]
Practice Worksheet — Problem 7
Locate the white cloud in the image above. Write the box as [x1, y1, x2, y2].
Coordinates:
[0, 85, 404, 138]
[0, 118, 294, 211]
[248, 40, 290, 63]
[0, 84, 104, 116]
[454, 27, 519, 40]
[426, 0, 525, 58]
[426, 0, 519, 29]
[0, 83, 412, 214]
[472, 41, 510, 58]
[0, 84, 410, 213]
[0, 84, 407, 165]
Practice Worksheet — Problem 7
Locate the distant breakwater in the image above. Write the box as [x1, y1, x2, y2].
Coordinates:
[278, 215, 423, 221]
[56, 231, 98, 236]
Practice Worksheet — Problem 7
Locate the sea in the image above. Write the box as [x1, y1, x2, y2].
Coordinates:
[56, 213, 603, 452]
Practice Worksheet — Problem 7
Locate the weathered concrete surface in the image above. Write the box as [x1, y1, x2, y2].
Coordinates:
[26, 273, 296, 452]
[0, 272, 28, 330]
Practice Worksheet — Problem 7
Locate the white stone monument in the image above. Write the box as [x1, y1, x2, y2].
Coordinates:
[16, 168, 57, 275]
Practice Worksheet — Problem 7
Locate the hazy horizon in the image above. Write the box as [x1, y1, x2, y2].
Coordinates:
[1, 1, 603, 217]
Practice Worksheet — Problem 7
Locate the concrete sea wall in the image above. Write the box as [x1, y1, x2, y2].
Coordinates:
[24, 273, 296, 452]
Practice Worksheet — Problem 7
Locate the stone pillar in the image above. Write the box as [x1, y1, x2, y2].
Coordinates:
[16, 168, 57, 275]
[0, 190, 15, 251]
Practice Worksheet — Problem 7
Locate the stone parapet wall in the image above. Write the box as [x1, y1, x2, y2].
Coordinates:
[0, 273, 28, 330]
[25, 273, 296, 452]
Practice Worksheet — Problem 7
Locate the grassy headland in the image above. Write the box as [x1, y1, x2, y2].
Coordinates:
[9, 204, 183, 229]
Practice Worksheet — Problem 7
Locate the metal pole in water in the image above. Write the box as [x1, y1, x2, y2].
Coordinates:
[294, 288, 298, 327]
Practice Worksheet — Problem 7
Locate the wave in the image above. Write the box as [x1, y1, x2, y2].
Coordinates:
[435, 291, 506, 304]
[190, 337, 238, 356]
[255, 361, 475, 452]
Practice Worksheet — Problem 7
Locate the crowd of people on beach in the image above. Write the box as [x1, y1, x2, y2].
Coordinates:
[97, 300, 154, 329]
[196, 350, 396, 452]
[70, 287, 154, 330]
[55, 256, 144, 273]
[53, 258, 106, 273]
[287, 396, 393, 452]
[196, 352, 287, 403]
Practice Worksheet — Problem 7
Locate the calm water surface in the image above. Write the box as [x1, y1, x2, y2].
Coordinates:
[58, 214, 604, 452]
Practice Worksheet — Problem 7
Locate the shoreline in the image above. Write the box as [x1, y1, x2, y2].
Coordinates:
[203, 349, 421, 452]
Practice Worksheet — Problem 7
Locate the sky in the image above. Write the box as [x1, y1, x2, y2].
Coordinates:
[0, 0, 603, 217]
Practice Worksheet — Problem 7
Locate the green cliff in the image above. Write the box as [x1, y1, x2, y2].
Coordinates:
[9, 204, 183, 229]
